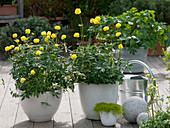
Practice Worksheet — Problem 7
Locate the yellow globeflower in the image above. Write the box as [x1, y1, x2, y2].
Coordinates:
[73, 32, 80, 38]
[94, 20, 99, 24]
[54, 44, 58, 48]
[75, 8, 81, 15]
[118, 44, 123, 50]
[145, 74, 150, 77]
[36, 50, 41, 55]
[116, 32, 121, 37]
[25, 29, 31, 34]
[95, 16, 101, 21]
[41, 31, 46, 36]
[15, 47, 19, 50]
[39, 47, 44, 50]
[33, 38, 40, 44]
[61, 35, 66, 40]
[90, 18, 95, 23]
[21, 36, 27, 41]
[115, 23, 121, 28]
[71, 54, 77, 59]
[10, 45, 15, 49]
[51, 33, 56, 39]
[54, 26, 61, 30]
[12, 33, 17, 38]
[30, 70, 36, 75]
[103, 26, 109, 31]
[47, 31, 51, 36]
[20, 78, 26, 83]
[5, 46, 11, 51]
[109, 57, 113, 61]
[15, 39, 20, 43]
[32, 33, 34, 35]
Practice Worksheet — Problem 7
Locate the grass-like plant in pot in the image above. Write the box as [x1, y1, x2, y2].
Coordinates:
[69, 8, 130, 120]
[88, 7, 168, 73]
[4, 27, 75, 122]
[93, 102, 123, 126]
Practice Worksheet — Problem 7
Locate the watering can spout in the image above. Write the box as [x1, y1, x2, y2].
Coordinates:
[129, 60, 156, 85]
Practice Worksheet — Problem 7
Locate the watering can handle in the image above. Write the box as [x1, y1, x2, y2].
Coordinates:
[129, 60, 156, 86]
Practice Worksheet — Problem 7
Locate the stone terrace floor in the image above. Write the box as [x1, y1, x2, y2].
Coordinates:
[0, 56, 169, 128]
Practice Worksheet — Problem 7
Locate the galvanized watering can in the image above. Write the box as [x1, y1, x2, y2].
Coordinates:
[119, 60, 155, 104]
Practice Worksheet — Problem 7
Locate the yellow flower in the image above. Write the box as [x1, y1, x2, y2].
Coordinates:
[10, 45, 15, 49]
[33, 38, 40, 44]
[51, 33, 56, 39]
[47, 31, 51, 36]
[15, 47, 19, 50]
[109, 57, 113, 61]
[153, 78, 157, 81]
[54, 44, 58, 48]
[75, 8, 81, 15]
[12, 33, 17, 38]
[95, 16, 101, 21]
[5, 46, 11, 51]
[36, 50, 41, 55]
[115, 23, 121, 28]
[39, 47, 44, 50]
[73, 32, 80, 38]
[103, 26, 109, 31]
[15, 39, 20, 43]
[165, 101, 169, 104]
[20, 78, 26, 83]
[145, 74, 150, 77]
[78, 24, 83, 27]
[118, 44, 123, 50]
[61, 35, 66, 40]
[94, 20, 99, 24]
[30, 70, 35, 75]
[25, 29, 31, 34]
[29, 46, 32, 49]
[21, 36, 27, 41]
[90, 18, 95, 23]
[71, 54, 77, 59]
[32, 33, 34, 35]
[54, 26, 61, 30]
[116, 32, 121, 37]
[41, 31, 46, 36]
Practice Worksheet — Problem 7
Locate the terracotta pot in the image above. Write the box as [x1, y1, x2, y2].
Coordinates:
[148, 42, 164, 56]
[0, 4, 17, 16]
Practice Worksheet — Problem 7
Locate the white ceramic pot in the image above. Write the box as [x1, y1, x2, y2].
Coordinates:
[79, 83, 118, 120]
[21, 90, 62, 122]
[100, 112, 117, 126]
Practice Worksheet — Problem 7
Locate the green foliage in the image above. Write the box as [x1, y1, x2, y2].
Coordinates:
[140, 110, 170, 128]
[0, 16, 69, 56]
[69, 43, 129, 85]
[163, 49, 170, 71]
[6, 29, 74, 100]
[0, 0, 16, 5]
[93, 102, 123, 116]
[109, 0, 170, 24]
[90, 8, 168, 54]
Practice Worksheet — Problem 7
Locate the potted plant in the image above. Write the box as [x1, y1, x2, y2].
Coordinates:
[0, 0, 17, 16]
[69, 8, 130, 120]
[89, 7, 168, 73]
[93, 102, 123, 126]
[139, 75, 170, 127]
[4, 27, 74, 122]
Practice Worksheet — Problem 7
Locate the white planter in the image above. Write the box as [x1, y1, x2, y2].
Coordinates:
[100, 112, 117, 126]
[21, 90, 62, 122]
[79, 83, 118, 120]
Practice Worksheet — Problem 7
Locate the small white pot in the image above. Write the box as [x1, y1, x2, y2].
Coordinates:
[20, 90, 62, 122]
[100, 112, 117, 126]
